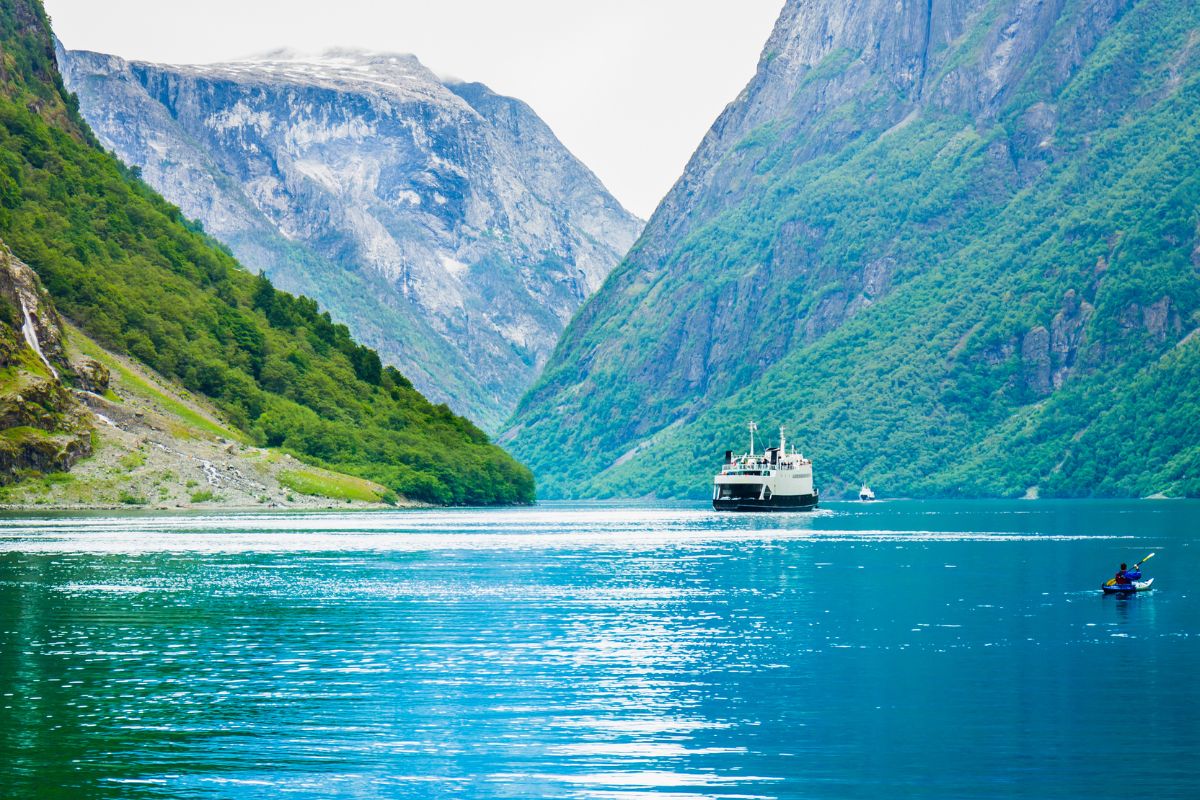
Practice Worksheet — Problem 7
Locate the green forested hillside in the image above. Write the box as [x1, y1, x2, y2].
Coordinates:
[507, 0, 1200, 499]
[0, 0, 532, 504]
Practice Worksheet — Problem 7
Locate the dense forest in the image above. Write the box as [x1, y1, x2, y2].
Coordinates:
[0, 0, 533, 505]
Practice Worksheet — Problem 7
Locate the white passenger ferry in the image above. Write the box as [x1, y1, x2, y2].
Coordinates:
[713, 423, 818, 512]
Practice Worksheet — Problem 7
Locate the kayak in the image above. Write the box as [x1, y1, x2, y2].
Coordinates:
[1101, 578, 1154, 594]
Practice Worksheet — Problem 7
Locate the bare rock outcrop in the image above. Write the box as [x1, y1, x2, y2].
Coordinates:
[0, 242, 92, 481]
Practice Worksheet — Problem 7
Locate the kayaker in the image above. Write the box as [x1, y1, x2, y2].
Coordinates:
[1102, 553, 1155, 592]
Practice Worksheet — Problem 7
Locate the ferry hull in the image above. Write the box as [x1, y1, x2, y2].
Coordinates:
[713, 493, 819, 512]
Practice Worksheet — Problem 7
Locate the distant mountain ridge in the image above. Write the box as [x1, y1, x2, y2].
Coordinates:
[59, 46, 642, 429]
[507, 0, 1200, 499]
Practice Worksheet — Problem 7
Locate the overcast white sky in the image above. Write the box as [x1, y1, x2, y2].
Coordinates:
[43, 0, 784, 218]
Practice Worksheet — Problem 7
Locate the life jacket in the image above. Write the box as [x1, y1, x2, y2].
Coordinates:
[1115, 570, 1132, 585]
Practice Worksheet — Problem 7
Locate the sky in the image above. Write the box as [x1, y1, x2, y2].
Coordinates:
[42, 0, 785, 219]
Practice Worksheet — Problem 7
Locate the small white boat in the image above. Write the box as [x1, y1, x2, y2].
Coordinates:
[859, 484, 875, 501]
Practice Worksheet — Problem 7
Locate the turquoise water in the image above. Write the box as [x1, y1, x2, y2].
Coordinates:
[1, 500, 1198, 798]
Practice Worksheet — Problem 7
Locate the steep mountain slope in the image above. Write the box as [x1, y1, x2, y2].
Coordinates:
[0, 0, 532, 505]
[58, 47, 643, 429]
[507, 0, 1200, 499]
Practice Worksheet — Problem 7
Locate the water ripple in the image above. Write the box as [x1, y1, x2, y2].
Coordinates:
[2, 501, 1198, 798]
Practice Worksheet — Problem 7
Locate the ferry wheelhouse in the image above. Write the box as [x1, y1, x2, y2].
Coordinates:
[713, 423, 818, 512]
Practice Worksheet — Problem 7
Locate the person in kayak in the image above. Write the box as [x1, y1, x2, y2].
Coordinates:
[1103, 553, 1154, 591]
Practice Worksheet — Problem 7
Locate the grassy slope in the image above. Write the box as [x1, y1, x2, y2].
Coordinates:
[0, 0, 532, 505]
[0, 320, 400, 508]
[510, 0, 1200, 499]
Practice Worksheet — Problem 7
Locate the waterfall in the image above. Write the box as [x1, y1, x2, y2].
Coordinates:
[19, 294, 58, 379]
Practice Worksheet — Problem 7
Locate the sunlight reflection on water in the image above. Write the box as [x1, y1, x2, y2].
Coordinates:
[0, 505, 1139, 554]
[2, 500, 1199, 798]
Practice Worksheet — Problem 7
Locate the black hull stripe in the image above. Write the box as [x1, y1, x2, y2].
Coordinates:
[713, 495, 819, 512]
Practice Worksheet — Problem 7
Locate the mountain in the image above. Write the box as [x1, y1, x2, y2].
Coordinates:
[0, 0, 532, 505]
[506, 0, 1200, 499]
[58, 46, 643, 430]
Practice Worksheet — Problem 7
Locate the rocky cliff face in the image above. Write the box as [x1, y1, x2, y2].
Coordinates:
[59, 47, 642, 429]
[508, 0, 1200, 499]
[0, 242, 93, 480]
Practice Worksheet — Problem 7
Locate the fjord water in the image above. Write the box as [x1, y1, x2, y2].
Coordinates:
[1, 501, 1198, 799]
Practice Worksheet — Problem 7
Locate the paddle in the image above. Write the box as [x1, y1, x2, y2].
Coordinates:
[1104, 552, 1155, 586]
